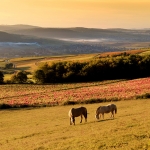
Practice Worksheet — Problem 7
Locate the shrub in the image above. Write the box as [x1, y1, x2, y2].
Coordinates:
[136, 93, 150, 99]
[61, 100, 79, 106]
[5, 63, 14, 69]
[33, 70, 45, 84]
[10, 71, 28, 83]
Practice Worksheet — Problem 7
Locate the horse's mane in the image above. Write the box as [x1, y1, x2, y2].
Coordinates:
[96, 106, 101, 113]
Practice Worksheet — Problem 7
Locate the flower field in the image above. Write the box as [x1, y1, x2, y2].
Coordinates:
[1, 78, 150, 108]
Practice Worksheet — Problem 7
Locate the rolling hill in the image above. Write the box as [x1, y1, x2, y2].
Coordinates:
[0, 25, 150, 58]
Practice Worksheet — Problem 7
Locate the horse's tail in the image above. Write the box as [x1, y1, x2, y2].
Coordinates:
[84, 108, 88, 119]
[68, 108, 73, 117]
[115, 106, 117, 114]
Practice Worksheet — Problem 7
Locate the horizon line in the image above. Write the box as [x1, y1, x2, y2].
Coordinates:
[0, 24, 150, 30]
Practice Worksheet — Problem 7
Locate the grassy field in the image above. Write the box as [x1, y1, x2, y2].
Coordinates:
[1, 53, 98, 81]
[0, 99, 150, 150]
[1, 51, 150, 149]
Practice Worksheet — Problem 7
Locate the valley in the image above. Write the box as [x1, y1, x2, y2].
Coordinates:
[0, 25, 150, 58]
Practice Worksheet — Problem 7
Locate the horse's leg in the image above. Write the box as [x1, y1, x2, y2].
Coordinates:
[110, 112, 112, 118]
[70, 116, 74, 125]
[99, 114, 101, 119]
[73, 117, 75, 125]
[110, 111, 114, 119]
[112, 111, 114, 119]
[80, 115, 83, 123]
[85, 115, 87, 122]
[83, 113, 87, 122]
[85, 118, 87, 122]
[70, 117, 72, 125]
[102, 113, 104, 119]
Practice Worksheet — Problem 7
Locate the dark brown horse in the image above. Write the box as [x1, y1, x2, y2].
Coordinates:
[68, 107, 87, 125]
[95, 104, 117, 120]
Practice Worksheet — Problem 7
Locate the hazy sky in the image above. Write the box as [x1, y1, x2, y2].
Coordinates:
[0, 0, 150, 29]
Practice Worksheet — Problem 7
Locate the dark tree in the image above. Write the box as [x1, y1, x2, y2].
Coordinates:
[11, 71, 28, 83]
[33, 70, 45, 84]
[0, 71, 4, 84]
[5, 63, 14, 69]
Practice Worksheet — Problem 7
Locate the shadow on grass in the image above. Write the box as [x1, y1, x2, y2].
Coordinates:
[73, 118, 116, 126]
[96, 118, 116, 122]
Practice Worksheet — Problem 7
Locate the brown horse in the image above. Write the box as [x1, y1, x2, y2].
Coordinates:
[68, 107, 87, 125]
[95, 104, 117, 120]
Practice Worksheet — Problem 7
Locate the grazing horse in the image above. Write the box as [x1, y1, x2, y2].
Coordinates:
[95, 104, 117, 120]
[68, 107, 87, 125]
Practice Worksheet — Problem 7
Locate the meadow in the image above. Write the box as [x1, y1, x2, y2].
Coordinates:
[0, 100, 150, 150]
[1, 51, 150, 149]
[1, 78, 150, 150]
[1, 77, 150, 108]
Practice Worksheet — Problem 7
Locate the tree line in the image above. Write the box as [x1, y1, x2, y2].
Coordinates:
[33, 54, 150, 83]
[1, 54, 150, 84]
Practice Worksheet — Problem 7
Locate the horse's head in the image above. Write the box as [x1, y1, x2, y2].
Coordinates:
[95, 107, 100, 120]
[95, 113, 99, 120]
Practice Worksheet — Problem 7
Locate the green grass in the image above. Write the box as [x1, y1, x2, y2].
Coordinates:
[1, 54, 97, 73]
[0, 61, 5, 68]
[10, 56, 45, 62]
[140, 49, 150, 55]
[0, 100, 150, 150]
[3, 74, 11, 81]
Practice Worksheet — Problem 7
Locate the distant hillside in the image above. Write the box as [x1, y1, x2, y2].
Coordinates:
[0, 24, 40, 32]
[0, 31, 26, 42]
[1, 25, 150, 42]
[0, 25, 150, 58]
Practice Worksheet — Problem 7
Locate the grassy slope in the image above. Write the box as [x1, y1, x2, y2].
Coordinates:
[0, 100, 150, 150]
[0, 49, 150, 71]
[2, 53, 97, 81]
[1, 49, 150, 81]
